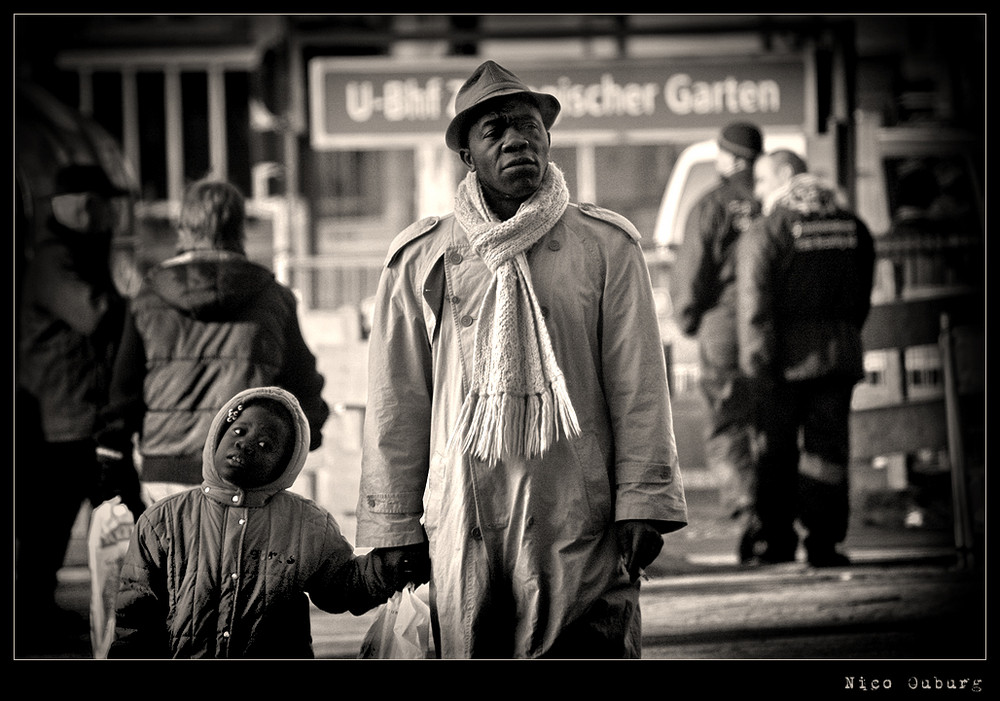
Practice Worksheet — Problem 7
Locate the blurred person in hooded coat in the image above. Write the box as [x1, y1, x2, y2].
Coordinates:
[97, 177, 329, 506]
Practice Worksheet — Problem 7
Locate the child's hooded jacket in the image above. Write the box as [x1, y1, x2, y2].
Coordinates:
[110, 386, 389, 658]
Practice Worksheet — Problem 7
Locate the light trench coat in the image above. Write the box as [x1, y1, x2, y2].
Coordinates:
[357, 202, 688, 658]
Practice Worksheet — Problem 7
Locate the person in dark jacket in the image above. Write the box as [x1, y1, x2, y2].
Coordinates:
[669, 122, 764, 562]
[110, 387, 404, 658]
[15, 163, 132, 654]
[737, 149, 875, 567]
[98, 177, 329, 504]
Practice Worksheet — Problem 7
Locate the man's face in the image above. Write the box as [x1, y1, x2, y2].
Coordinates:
[754, 155, 786, 203]
[460, 96, 551, 207]
[214, 404, 293, 489]
[715, 149, 739, 177]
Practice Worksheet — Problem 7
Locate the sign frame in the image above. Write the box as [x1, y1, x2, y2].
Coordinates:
[308, 55, 813, 150]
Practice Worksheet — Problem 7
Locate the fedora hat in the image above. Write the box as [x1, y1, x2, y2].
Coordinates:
[445, 60, 560, 152]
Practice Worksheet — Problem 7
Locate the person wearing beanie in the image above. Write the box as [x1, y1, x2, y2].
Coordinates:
[718, 121, 764, 161]
[669, 121, 764, 564]
[109, 387, 412, 658]
[357, 60, 687, 658]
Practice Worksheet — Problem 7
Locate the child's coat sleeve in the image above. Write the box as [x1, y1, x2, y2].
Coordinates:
[307, 512, 395, 616]
[108, 518, 172, 658]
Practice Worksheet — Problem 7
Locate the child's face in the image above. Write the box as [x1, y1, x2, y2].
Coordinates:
[214, 404, 293, 489]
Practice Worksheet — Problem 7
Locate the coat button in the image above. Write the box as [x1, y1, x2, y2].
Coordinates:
[540, 306, 549, 318]
[232, 495, 240, 503]
[449, 251, 464, 265]
[461, 314, 474, 327]
[547, 238, 561, 251]
[367, 496, 376, 508]
[471, 526, 482, 540]
[451, 295, 461, 304]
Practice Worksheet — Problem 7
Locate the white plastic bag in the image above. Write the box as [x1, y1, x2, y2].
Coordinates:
[87, 496, 135, 659]
[358, 584, 432, 659]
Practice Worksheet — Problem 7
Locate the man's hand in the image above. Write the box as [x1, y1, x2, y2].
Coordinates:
[371, 541, 431, 592]
[614, 520, 663, 583]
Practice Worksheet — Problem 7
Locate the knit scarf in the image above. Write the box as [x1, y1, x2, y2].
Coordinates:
[449, 162, 580, 464]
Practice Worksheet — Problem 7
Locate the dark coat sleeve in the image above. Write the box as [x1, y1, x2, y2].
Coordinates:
[272, 286, 330, 451]
[27, 240, 111, 336]
[308, 552, 395, 616]
[108, 518, 172, 658]
[98, 306, 147, 449]
[306, 513, 394, 616]
[670, 193, 721, 337]
[736, 218, 780, 380]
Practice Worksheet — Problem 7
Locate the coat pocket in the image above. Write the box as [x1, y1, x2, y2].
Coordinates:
[568, 431, 613, 536]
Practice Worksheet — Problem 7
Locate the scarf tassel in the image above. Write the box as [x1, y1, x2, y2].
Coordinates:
[452, 376, 581, 465]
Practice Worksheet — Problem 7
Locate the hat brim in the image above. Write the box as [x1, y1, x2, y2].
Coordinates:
[445, 89, 560, 152]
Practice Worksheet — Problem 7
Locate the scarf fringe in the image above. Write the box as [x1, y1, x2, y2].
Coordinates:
[449, 162, 580, 462]
[451, 375, 581, 465]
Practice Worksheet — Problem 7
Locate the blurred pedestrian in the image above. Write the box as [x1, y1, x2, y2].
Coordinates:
[110, 387, 400, 658]
[356, 60, 687, 658]
[15, 163, 132, 654]
[669, 121, 764, 562]
[737, 149, 875, 567]
[94, 177, 330, 654]
[98, 177, 329, 503]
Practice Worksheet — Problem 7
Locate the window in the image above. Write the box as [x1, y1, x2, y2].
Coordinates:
[852, 350, 903, 410]
[904, 345, 943, 401]
[886, 156, 980, 231]
[300, 149, 415, 310]
[595, 144, 679, 243]
[884, 155, 984, 297]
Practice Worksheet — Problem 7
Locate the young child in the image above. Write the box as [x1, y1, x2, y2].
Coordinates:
[109, 386, 407, 658]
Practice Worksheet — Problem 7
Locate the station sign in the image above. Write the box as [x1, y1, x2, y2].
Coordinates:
[309, 56, 807, 149]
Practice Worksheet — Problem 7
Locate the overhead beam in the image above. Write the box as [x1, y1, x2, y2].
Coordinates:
[291, 16, 843, 49]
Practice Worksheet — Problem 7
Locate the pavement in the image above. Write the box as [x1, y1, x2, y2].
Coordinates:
[12, 483, 985, 668]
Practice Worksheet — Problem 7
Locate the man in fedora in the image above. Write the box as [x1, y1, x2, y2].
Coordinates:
[356, 60, 687, 658]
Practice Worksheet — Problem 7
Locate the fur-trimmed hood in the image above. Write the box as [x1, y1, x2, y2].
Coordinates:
[146, 250, 275, 321]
